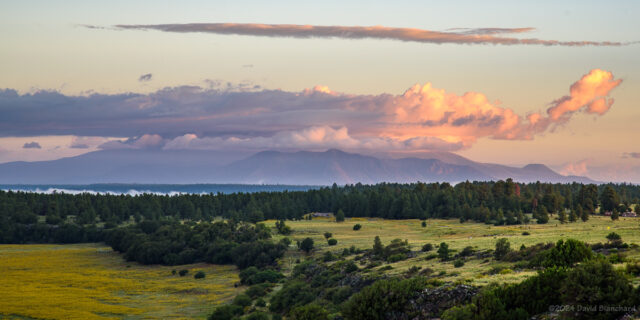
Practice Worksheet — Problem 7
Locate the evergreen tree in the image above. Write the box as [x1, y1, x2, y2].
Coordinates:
[535, 205, 549, 224]
[335, 209, 345, 222]
[373, 236, 384, 257]
[577, 204, 588, 222]
[599, 185, 620, 213]
[568, 209, 577, 222]
[558, 210, 567, 224]
[437, 242, 450, 261]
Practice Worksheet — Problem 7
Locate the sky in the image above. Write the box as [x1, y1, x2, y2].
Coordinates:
[1, 0, 640, 182]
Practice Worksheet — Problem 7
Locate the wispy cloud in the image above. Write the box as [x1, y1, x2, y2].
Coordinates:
[138, 73, 153, 82]
[623, 152, 640, 159]
[22, 141, 42, 149]
[110, 23, 630, 46]
[0, 69, 621, 153]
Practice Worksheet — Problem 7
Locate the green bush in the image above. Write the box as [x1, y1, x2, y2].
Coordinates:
[560, 258, 636, 320]
[208, 304, 243, 320]
[453, 259, 465, 268]
[353, 224, 362, 231]
[342, 277, 427, 320]
[534, 239, 593, 268]
[245, 312, 270, 320]
[245, 283, 271, 298]
[269, 280, 316, 313]
[328, 238, 338, 246]
[194, 271, 205, 279]
[289, 303, 329, 320]
[625, 261, 640, 276]
[178, 269, 188, 276]
[239, 267, 284, 285]
[299, 237, 314, 253]
[386, 253, 407, 263]
[459, 246, 474, 257]
[421, 243, 433, 252]
[232, 293, 252, 307]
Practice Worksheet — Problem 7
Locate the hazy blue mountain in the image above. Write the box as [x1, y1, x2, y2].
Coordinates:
[0, 148, 596, 185]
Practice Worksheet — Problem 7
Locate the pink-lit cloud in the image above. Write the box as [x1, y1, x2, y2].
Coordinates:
[559, 159, 590, 176]
[110, 23, 629, 46]
[0, 69, 622, 154]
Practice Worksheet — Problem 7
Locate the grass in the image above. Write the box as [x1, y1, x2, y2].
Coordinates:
[269, 215, 640, 286]
[0, 243, 241, 320]
[2, 215, 638, 319]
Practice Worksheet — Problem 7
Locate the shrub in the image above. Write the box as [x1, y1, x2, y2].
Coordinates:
[289, 303, 329, 320]
[245, 283, 271, 298]
[460, 246, 475, 257]
[208, 304, 243, 320]
[387, 253, 407, 263]
[335, 209, 345, 222]
[194, 271, 206, 279]
[178, 269, 188, 276]
[453, 259, 465, 268]
[353, 224, 362, 231]
[300, 237, 314, 253]
[239, 267, 284, 285]
[535, 239, 593, 268]
[323, 251, 337, 262]
[342, 277, 427, 320]
[421, 243, 433, 252]
[269, 281, 316, 313]
[171, 269, 176, 275]
[324, 232, 332, 239]
[328, 238, 338, 246]
[421, 221, 427, 227]
[498, 268, 513, 275]
[522, 231, 530, 236]
[425, 253, 438, 260]
[245, 312, 269, 320]
[255, 298, 266, 307]
[625, 261, 640, 276]
[560, 259, 636, 320]
[232, 293, 252, 307]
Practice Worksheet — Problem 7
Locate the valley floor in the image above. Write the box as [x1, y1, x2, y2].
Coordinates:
[1, 215, 638, 319]
[0, 244, 241, 320]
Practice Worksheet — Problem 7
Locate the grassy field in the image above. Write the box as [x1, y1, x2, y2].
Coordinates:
[268, 215, 640, 286]
[2, 215, 638, 319]
[0, 244, 242, 320]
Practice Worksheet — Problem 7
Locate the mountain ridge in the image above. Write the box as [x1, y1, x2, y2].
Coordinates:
[0, 148, 597, 185]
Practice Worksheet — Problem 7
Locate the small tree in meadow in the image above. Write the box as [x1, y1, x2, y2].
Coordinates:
[438, 242, 450, 261]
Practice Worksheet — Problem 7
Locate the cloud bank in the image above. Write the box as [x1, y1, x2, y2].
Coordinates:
[110, 23, 629, 46]
[0, 69, 621, 154]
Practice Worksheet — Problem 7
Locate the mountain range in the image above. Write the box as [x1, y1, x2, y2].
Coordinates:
[0, 148, 597, 185]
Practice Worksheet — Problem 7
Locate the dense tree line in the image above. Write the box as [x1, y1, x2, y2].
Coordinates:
[105, 220, 287, 268]
[1, 181, 639, 244]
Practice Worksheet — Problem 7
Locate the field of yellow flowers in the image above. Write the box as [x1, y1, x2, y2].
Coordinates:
[0, 243, 241, 319]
